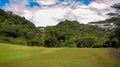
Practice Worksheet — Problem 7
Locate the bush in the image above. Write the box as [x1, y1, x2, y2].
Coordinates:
[92, 41, 103, 48]
[0, 36, 9, 43]
[27, 39, 42, 46]
[75, 38, 94, 48]
[64, 40, 76, 48]
[9, 37, 27, 45]
[0, 36, 27, 45]
[104, 38, 119, 48]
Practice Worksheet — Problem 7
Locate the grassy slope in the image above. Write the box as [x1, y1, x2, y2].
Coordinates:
[0, 43, 120, 67]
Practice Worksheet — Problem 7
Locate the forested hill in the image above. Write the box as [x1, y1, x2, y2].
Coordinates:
[0, 9, 42, 45]
[0, 7, 120, 48]
[43, 20, 107, 47]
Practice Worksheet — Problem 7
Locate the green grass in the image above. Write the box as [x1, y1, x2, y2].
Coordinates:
[0, 43, 120, 67]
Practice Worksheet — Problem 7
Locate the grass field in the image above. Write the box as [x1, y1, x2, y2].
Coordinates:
[0, 43, 120, 67]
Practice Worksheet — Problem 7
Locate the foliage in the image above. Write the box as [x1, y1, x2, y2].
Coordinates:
[43, 26, 59, 47]
[0, 9, 42, 45]
[0, 5, 120, 48]
[43, 20, 106, 47]
[89, 3, 120, 48]
[104, 3, 120, 48]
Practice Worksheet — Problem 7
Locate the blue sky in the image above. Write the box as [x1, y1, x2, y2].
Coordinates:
[0, 0, 9, 8]
[26, 0, 41, 8]
[0, 0, 119, 27]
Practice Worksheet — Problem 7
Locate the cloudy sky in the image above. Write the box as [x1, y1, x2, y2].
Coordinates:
[0, 0, 120, 27]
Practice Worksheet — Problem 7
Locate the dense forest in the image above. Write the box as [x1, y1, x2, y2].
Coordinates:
[0, 9, 42, 46]
[0, 3, 120, 48]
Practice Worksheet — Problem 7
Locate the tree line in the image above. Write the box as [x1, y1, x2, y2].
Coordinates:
[0, 3, 120, 48]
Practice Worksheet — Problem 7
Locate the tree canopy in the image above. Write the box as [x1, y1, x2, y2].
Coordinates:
[0, 2, 120, 48]
[0, 9, 42, 46]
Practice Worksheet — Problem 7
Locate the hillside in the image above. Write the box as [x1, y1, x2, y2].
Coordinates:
[43, 20, 108, 47]
[0, 9, 42, 46]
[0, 8, 120, 48]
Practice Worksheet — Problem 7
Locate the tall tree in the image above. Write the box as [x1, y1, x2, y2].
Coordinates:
[106, 3, 120, 47]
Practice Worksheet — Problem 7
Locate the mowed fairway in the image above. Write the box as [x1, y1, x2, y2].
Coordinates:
[0, 43, 120, 67]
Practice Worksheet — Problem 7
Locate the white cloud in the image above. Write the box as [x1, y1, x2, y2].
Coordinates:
[27, 5, 107, 27]
[30, 7, 68, 27]
[36, 0, 58, 5]
[96, 0, 120, 6]
[89, 2, 108, 10]
[64, 8, 106, 24]
[2, 0, 120, 27]
[3, 0, 29, 15]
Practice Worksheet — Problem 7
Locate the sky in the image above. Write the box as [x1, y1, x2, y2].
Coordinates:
[0, 0, 120, 27]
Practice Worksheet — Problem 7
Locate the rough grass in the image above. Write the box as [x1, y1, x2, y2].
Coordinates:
[0, 43, 120, 67]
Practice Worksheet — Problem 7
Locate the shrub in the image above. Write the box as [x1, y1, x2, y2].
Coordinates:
[64, 40, 76, 48]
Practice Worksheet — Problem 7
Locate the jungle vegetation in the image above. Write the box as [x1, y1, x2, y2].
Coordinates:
[0, 3, 120, 48]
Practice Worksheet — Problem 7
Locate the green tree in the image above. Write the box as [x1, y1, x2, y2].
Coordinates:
[0, 9, 42, 45]
[43, 26, 59, 47]
[106, 3, 120, 47]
